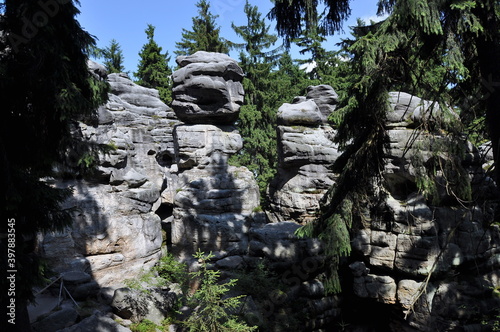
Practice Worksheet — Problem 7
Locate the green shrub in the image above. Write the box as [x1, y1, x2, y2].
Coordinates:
[130, 319, 160, 332]
[153, 252, 189, 292]
[182, 250, 257, 332]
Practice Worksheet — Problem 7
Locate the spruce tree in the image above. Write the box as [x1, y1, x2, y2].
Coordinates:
[229, 1, 284, 196]
[101, 39, 126, 73]
[0, 0, 108, 328]
[175, 0, 229, 56]
[293, 18, 332, 81]
[272, 0, 500, 293]
[135, 24, 172, 103]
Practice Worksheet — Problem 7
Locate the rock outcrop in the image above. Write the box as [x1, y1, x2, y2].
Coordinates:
[267, 90, 499, 331]
[169, 52, 260, 258]
[171, 51, 244, 125]
[267, 85, 340, 224]
[37, 56, 500, 332]
[40, 68, 181, 286]
[348, 92, 500, 331]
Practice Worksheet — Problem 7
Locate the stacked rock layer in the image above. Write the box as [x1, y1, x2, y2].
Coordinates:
[267, 85, 340, 224]
[170, 51, 260, 258]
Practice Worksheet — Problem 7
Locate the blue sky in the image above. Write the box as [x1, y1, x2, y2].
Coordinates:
[76, 0, 384, 75]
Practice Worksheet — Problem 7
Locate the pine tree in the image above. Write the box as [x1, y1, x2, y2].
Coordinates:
[135, 24, 172, 103]
[101, 39, 126, 73]
[229, 1, 284, 196]
[0, 0, 108, 328]
[175, 0, 229, 56]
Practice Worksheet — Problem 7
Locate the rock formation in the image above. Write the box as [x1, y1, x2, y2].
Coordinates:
[39, 64, 180, 286]
[169, 52, 260, 258]
[267, 85, 340, 224]
[267, 90, 500, 331]
[348, 92, 500, 330]
[35, 57, 499, 332]
[171, 51, 244, 125]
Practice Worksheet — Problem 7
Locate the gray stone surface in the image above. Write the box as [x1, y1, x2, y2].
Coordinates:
[277, 100, 323, 126]
[40, 68, 179, 286]
[306, 84, 338, 123]
[57, 313, 132, 332]
[345, 92, 500, 330]
[169, 53, 260, 258]
[277, 125, 340, 166]
[174, 124, 243, 169]
[111, 287, 177, 324]
[172, 51, 244, 124]
[268, 90, 340, 223]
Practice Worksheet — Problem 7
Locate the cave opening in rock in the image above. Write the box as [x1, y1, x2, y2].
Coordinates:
[156, 151, 173, 167]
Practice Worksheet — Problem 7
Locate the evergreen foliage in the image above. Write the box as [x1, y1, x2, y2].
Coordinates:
[273, 0, 500, 293]
[182, 250, 257, 332]
[293, 15, 337, 81]
[269, 0, 351, 45]
[100, 38, 126, 73]
[230, 1, 307, 197]
[135, 24, 172, 103]
[0, 0, 108, 313]
[175, 0, 229, 56]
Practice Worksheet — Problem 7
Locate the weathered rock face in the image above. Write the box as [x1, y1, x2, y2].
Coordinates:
[267, 85, 340, 224]
[171, 51, 244, 125]
[267, 90, 499, 331]
[40, 68, 181, 286]
[348, 92, 500, 331]
[306, 84, 339, 123]
[169, 53, 260, 258]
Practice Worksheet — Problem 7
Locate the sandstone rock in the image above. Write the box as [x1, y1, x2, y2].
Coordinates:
[349, 261, 370, 277]
[301, 280, 325, 298]
[72, 281, 101, 300]
[32, 307, 79, 332]
[268, 85, 341, 224]
[353, 274, 397, 304]
[215, 255, 244, 269]
[276, 100, 323, 126]
[88, 60, 108, 80]
[40, 70, 177, 286]
[111, 287, 177, 324]
[58, 313, 132, 332]
[306, 85, 338, 123]
[171, 165, 259, 257]
[387, 91, 457, 126]
[176, 51, 236, 66]
[278, 126, 340, 165]
[397, 279, 422, 310]
[108, 73, 170, 116]
[174, 125, 242, 169]
[62, 271, 92, 284]
[172, 51, 244, 124]
[248, 222, 303, 262]
[268, 123, 339, 223]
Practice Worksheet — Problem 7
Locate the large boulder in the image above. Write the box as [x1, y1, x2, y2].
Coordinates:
[277, 100, 323, 126]
[111, 287, 177, 324]
[171, 51, 244, 125]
